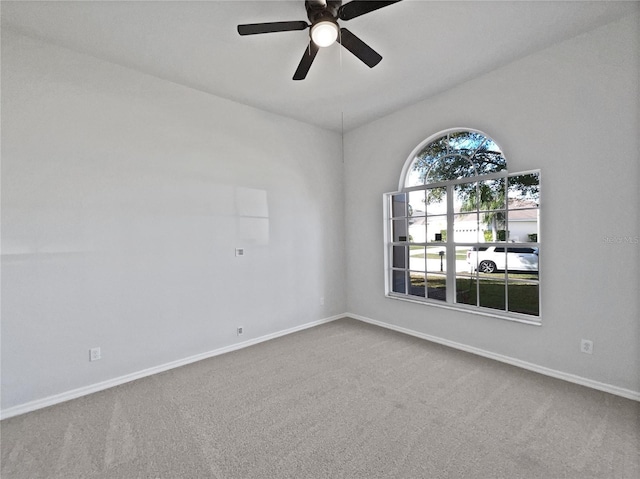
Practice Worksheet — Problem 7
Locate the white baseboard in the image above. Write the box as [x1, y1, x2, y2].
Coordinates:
[3, 312, 637, 420]
[347, 313, 640, 402]
[0, 314, 344, 420]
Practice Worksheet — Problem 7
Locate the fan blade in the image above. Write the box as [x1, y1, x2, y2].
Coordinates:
[293, 41, 320, 80]
[238, 21, 308, 36]
[337, 28, 382, 68]
[338, 1, 401, 21]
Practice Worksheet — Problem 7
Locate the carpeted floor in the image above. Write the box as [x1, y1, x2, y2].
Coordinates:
[2, 318, 639, 478]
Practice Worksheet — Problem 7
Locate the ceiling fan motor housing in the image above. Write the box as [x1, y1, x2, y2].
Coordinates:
[305, 0, 342, 24]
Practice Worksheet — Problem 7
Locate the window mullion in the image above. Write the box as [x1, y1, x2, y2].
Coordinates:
[504, 178, 510, 311]
[445, 184, 455, 303]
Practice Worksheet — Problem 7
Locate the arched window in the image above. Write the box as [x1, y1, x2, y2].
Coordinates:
[403, 130, 507, 188]
[385, 129, 541, 323]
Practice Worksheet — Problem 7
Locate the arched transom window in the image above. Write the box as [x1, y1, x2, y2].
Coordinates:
[385, 129, 541, 323]
[403, 130, 507, 188]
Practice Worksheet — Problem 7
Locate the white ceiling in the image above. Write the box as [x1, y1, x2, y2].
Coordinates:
[2, 0, 637, 132]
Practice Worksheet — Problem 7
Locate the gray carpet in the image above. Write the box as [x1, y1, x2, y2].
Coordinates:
[1, 318, 639, 478]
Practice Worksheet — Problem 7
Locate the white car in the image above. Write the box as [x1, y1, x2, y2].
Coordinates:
[466, 246, 538, 273]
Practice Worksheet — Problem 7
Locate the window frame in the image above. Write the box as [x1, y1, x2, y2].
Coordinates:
[384, 129, 541, 325]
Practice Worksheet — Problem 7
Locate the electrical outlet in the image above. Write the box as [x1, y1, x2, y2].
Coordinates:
[90, 347, 101, 361]
[580, 339, 593, 355]
[320, 296, 325, 306]
[235, 248, 245, 257]
[237, 327, 244, 336]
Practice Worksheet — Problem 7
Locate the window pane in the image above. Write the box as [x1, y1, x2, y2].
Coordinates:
[392, 219, 408, 242]
[472, 247, 505, 273]
[409, 272, 425, 297]
[454, 212, 479, 242]
[426, 187, 447, 215]
[480, 211, 506, 242]
[408, 246, 426, 272]
[456, 276, 477, 306]
[426, 215, 447, 243]
[454, 181, 478, 212]
[479, 178, 506, 210]
[428, 156, 476, 183]
[412, 138, 448, 184]
[456, 246, 477, 306]
[391, 193, 407, 217]
[465, 246, 487, 272]
[426, 246, 446, 273]
[508, 274, 539, 316]
[507, 173, 539, 242]
[427, 273, 446, 301]
[392, 270, 406, 294]
[408, 216, 426, 243]
[508, 173, 540, 206]
[408, 190, 426, 217]
[479, 273, 506, 311]
[426, 246, 446, 302]
[479, 137, 503, 155]
[506, 246, 539, 272]
[449, 130, 486, 153]
[406, 161, 427, 187]
[471, 138, 507, 175]
[392, 246, 406, 269]
[507, 209, 539, 243]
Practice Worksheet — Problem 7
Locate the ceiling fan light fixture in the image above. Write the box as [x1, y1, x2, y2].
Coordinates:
[311, 20, 338, 47]
[237, 0, 403, 80]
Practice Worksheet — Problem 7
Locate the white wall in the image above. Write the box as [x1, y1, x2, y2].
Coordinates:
[344, 14, 640, 394]
[1, 31, 346, 411]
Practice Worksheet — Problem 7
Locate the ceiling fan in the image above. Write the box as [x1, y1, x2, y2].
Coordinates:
[237, 0, 402, 80]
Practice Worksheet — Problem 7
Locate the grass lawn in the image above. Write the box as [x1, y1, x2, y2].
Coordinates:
[410, 273, 539, 316]
[456, 276, 539, 316]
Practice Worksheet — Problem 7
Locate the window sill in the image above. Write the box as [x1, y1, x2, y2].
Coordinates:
[385, 293, 542, 326]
